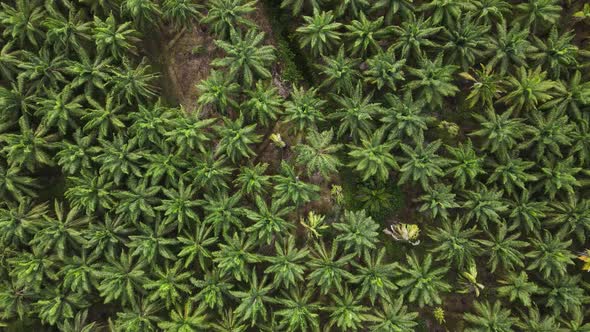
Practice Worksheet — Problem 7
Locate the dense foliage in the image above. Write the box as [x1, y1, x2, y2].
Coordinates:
[0, 0, 589, 330]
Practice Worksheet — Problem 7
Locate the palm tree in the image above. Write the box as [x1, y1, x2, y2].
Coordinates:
[43, 8, 91, 54]
[281, 0, 322, 15]
[296, 9, 342, 56]
[463, 301, 517, 332]
[246, 196, 294, 244]
[162, 0, 201, 29]
[516, 305, 561, 332]
[213, 29, 276, 87]
[0, 164, 38, 202]
[419, 0, 474, 25]
[462, 185, 509, 229]
[371, 0, 414, 23]
[177, 223, 217, 270]
[165, 113, 216, 154]
[515, 0, 561, 32]
[0, 77, 39, 118]
[196, 70, 240, 112]
[350, 248, 398, 304]
[335, 0, 370, 17]
[539, 156, 582, 199]
[202, 192, 246, 236]
[243, 81, 284, 127]
[295, 129, 342, 179]
[83, 94, 126, 138]
[397, 253, 451, 308]
[34, 287, 87, 326]
[84, 213, 132, 258]
[7, 247, 56, 291]
[58, 309, 97, 332]
[486, 23, 534, 75]
[96, 251, 149, 308]
[189, 154, 234, 193]
[391, 14, 441, 59]
[428, 217, 482, 269]
[330, 82, 382, 142]
[470, 0, 510, 25]
[366, 297, 418, 332]
[487, 157, 538, 195]
[525, 110, 574, 161]
[265, 237, 309, 289]
[557, 305, 590, 331]
[398, 139, 449, 190]
[347, 128, 399, 182]
[546, 71, 590, 120]
[407, 55, 459, 109]
[530, 27, 578, 79]
[115, 179, 160, 221]
[275, 287, 320, 332]
[509, 189, 547, 234]
[158, 302, 209, 331]
[29, 201, 88, 260]
[0, 0, 45, 47]
[380, 92, 434, 144]
[445, 139, 485, 189]
[364, 47, 406, 91]
[92, 14, 140, 59]
[273, 161, 320, 206]
[215, 116, 261, 163]
[417, 184, 459, 220]
[318, 47, 361, 94]
[144, 262, 191, 308]
[64, 172, 115, 215]
[157, 180, 200, 230]
[497, 271, 540, 306]
[128, 99, 178, 147]
[127, 219, 177, 262]
[231, 271, 273, 326]
[345, 13, 391, 56]
[443, 17, 489, 70]
[202, 0, 256, 39]
[110, 299, 161, 332]
[18, 47, 68, 92]
[333, 210, 380, 255]
[544, 275, 585, 316]
[307, 241, 354, 295]
[234, 163, 272, 197]
[0, 116, 56, 172]
[0, 199, 46, 247]
[477, 223, 528, 272]
[282, 85, 325, 134]
[121, 0, 162, 28]
[355, 182, 398, 218]
[65, 49, 112, 98]
[213, 232, 261, 282]
[547, 196, 590, 243]
[61, 251, 101, 295]
[499, 66, 559, 114]
[191, 269, 233, 310]
[111, 58, 159, 104]
[94, 135, 144, 184]
[210, 309, 247, 332]
[325, 288, 369, 331]
[526, 230, 576, 279]
[144, 149, 188, 186]
[460, 65, 505, 109]
[471, 108, 530, 160]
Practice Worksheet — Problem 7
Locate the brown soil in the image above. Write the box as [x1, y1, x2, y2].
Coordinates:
[156, 25, 222, 112]
[152, 2, 286, 114]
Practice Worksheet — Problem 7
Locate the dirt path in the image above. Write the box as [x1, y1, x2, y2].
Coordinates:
[146, 2, 289, 113]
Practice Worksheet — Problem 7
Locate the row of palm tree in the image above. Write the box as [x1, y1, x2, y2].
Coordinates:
[0, 0, 589, 330]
